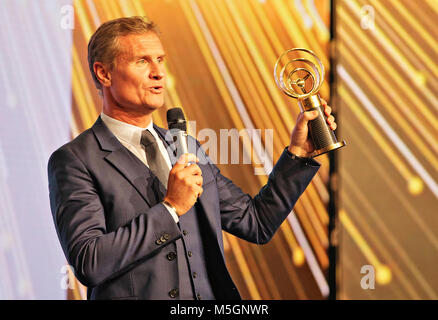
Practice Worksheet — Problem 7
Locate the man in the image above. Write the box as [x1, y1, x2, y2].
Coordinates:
[48, 16, 336, 300]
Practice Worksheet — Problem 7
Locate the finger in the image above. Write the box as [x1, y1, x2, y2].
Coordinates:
[301, 110, 319, 124]
[185, 175, 203, 188]
[174, 153, 199, 170]
[330, 122, 337, 130]
[190, 175, 203, 187]
[324, 105, 332, 117]
[179, 153, 199, 164]
[320, 98, 328, 106]
[188, 183, 203, 200]
[326, 115, 334, 124]
[326, 115, 336, 130]
[185, 163, 202, 176]
[195, 185, 203, 198]
[295, 111, 318, 132]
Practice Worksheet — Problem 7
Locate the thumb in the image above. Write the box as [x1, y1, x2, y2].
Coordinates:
[299, 110, 318, 127]
[173, 153, 199, 170]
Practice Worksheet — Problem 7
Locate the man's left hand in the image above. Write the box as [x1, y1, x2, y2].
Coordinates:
[288, 98, 337, 158]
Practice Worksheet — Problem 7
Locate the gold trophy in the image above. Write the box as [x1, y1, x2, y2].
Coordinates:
[274, 48, 346, 157]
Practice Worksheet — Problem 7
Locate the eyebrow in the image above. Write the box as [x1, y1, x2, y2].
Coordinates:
[134, 54, 166, 60]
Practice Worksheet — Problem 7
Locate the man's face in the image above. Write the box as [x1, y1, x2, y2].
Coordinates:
[108, 32, 166, 114]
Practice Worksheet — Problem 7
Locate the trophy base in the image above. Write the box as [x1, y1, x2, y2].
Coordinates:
[311, 140, 346, 157]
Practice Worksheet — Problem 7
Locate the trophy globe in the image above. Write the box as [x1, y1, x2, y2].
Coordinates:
[274, 48, 346, 157]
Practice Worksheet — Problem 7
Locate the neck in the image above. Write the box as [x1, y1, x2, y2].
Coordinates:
[103, 108, 152, 128]
[102, 93, 152, 128]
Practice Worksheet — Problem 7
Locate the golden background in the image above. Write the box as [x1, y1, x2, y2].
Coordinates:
[337, 0, 438, 299]
[68, 0, 438, 300]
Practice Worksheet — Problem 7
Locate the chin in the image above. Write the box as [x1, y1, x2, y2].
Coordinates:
[144, 101, 164, 111]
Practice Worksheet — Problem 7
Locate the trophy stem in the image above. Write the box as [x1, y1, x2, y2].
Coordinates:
[297, 94, 322, 112]
[298, 94, 346, 157]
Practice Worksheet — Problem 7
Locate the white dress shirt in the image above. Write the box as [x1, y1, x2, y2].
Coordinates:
[100, 112, 179, 223]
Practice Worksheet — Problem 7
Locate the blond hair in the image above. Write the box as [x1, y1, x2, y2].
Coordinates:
[87, 16, 159, 92]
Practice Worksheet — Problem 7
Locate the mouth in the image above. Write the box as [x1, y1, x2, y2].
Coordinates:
[148, 86, 164, 94]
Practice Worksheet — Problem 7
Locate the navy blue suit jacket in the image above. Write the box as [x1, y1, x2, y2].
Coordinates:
[48, 116, 320, 299]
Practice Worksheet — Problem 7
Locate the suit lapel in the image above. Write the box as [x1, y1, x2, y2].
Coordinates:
[91, 116, 223, 251]
[92, 116, 156, 207]
[154, 125, 222, 244]
[93, 117, 223, 249]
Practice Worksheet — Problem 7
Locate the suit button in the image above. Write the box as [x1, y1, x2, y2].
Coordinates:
[167, 252, 176, 261]
[188, 251, 193, 257]
[192, 272, 197, 278]
[155, 239, 162, 245]
[163, 233, 170, 240]
[169, 288, 179, 298]
[160, 236, 167, 243]
[183, 230, 188, 236]
[197, 293, 201, 300]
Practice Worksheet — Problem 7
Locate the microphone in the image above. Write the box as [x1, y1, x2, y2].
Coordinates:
[166, 107, 188, 160]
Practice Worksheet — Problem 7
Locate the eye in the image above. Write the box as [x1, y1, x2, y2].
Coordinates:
[137, 58, 147, 64]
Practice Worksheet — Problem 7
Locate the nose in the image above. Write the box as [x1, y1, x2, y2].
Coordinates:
[149, 61, 164, 80]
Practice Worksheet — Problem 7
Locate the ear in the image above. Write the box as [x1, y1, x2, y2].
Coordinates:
[93, 62, 112, 88]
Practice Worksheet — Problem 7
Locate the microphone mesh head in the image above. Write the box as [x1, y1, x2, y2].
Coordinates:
[167, 107, 187, 131]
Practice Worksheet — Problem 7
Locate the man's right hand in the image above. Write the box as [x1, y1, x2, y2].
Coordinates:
[164, 153, 203, 216]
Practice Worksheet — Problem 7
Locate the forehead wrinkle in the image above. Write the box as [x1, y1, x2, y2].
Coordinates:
[115, 35, 137, 62]
[113, 33, 165, 66]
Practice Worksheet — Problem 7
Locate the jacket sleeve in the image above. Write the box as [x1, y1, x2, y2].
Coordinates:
[48, 147, 181, 288]
[211, 148, 320, 244]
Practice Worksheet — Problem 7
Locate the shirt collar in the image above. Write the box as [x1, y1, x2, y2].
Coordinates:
[100, 112, 157, 147]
